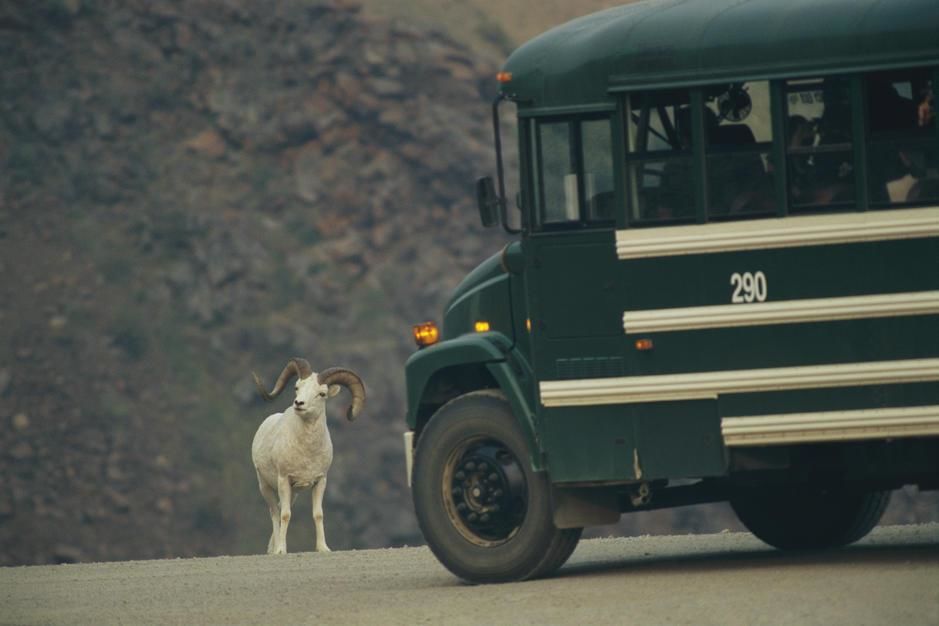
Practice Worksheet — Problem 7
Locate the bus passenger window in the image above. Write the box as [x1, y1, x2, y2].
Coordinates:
[705, 82, 775, 218]
[581, 119, 615, 221]
[866, 68, 937, 206]
[784, 77, 855, 211]
[537, 122, 579, 223]
[625, 90, 694, 223]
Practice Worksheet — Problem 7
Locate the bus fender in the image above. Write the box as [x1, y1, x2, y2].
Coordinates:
[405, 332, 544, 471]
[484, 359, 543, 471]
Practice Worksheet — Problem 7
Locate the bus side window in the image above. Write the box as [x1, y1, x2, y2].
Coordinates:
[625, 90, 695, 224]
[705, 81, 775, 218]
[866, 67, 937, 206]
[785, 77, 856, 211]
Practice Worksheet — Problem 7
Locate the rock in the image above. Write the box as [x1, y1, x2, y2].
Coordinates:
[0, 494, 13, 518]
[51, 544, 84, 564]
[234, 377, 259, 406]
[293, 146, 323, 203]
[104, 487, 131, 512]
[49, 315, 67, 331]
[33, 100, 75, 142]
[184, 129, 227, 158]
[10, 442, 34, 460]
[61, 0, 82, 16]
[368, 77, 405, 96]
[93, 111, 115, 139]
[12, 413, 29, 431]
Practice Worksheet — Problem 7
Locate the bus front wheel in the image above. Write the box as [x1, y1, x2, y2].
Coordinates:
[730, 485, 891, 550]
[411, 390, 581, 583]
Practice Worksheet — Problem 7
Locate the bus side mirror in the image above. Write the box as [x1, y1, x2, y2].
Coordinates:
[476, 176, 500, 228]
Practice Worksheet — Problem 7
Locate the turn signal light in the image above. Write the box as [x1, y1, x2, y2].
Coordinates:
[474, 320, 491, 333]
[635, 338, 654, 351]
[412, 321, 440, 348]
[496, 71, 512, 83]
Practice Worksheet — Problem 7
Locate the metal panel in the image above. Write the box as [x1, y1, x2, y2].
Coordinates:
[615, 206, 939, 260]
[722, 405, 939, 446]
[540, 358, 939, 407]
[623, 291, 939, 334]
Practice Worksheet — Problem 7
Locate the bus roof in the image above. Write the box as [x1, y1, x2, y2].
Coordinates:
[501, 0, 939, 111]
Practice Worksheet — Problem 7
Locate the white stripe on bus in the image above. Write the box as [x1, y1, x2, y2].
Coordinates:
[539, 358, 939, 407]
[615, 206, 939, 260]
[623, 290, 939, 334]
[722, 405, 939, 446]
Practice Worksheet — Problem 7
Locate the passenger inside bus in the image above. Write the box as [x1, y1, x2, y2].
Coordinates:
[705, 83, 775, 217]
[785, 77, 856, 210]
[626, 90, 695, 223]
[867, 69, 937, 205]
[651, 105, 697, 220]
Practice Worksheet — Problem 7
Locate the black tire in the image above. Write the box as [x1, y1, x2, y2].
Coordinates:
[412, 390, 582, 583]
[731, 485, 891, 550]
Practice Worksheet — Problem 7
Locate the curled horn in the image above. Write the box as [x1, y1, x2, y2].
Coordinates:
[252, 357, 313, 401]
[318, 367, 366, 421]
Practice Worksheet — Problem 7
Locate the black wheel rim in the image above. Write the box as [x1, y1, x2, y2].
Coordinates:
[442, 437, 528, 547]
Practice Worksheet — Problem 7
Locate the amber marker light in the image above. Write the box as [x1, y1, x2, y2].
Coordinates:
[635, 338, 654, 351]
[525, 318, 531, 333]
[496, 71, 512, 83]
[412, 321, 440, 348]
[474, 320, 491, 333]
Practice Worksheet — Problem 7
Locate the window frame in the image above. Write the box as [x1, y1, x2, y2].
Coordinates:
[781, 75, 859, 215]
[703, 80, 776, 220]
[864, 67, 938, 209]
[622, 89, 700, 227]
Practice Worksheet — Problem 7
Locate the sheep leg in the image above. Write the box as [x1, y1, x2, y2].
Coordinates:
[275, 474, 293, 555]
[312, 476, 330, 552]
[257, 473, 280, 555]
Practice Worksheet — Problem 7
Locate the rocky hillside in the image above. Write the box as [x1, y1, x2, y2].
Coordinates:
[360, 0, 627, 66]
[1, 0, 935, 566]
[0, 0, 512, 565]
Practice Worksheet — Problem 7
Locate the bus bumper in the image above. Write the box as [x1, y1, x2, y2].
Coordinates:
[403, 430, 415, 487]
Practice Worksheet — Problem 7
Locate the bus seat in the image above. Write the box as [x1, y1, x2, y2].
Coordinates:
[589, 190, 616, 221]
[906, 177, 939, 203]
[710, 123, 759, 147]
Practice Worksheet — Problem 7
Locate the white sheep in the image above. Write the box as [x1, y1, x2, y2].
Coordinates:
[251, 357, 365, 554]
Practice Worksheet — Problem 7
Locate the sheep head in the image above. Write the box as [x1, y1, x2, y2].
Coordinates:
[252, 359, 365, 420]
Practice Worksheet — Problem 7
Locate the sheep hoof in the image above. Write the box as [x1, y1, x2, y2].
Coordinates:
[316, 545, 331, 553]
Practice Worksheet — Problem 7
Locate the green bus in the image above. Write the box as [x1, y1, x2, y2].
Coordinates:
[403, 0, 939, 583]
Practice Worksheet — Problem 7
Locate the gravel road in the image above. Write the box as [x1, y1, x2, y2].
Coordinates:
[2, 524, 938, 626]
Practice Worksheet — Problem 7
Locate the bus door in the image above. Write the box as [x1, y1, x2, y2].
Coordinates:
[523, 112, 727, 484]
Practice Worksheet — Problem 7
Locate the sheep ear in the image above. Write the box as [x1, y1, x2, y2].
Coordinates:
[328, 384, 341, 398]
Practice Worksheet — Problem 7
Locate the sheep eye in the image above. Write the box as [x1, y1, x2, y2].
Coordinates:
[319, 392, 326, 398]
